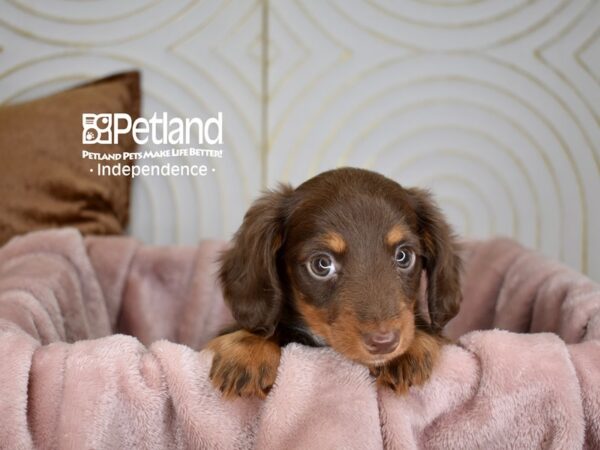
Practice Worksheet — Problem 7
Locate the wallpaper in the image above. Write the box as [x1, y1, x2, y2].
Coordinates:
[1, 0, 599, 281]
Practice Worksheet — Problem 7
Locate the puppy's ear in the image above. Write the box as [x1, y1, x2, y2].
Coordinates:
[219, 185, 293, 337]
[407, 188, 462, 333]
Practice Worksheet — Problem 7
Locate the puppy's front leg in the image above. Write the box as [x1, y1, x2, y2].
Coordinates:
[207, 330, 281, 398]
[371, 330, 444, 393]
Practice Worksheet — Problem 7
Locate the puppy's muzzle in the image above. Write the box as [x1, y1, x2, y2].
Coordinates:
[362, 330, 400, 354]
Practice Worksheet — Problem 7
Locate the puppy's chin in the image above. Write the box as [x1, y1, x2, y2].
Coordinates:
[356, 346, 407, 367]
[339, 348, 400, 368]
[365, 357, 394, 367]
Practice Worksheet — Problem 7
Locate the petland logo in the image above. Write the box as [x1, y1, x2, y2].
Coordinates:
[82, 112, 223, 145]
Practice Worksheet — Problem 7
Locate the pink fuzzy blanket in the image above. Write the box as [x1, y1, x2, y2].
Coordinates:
[0, 229, 599, 449]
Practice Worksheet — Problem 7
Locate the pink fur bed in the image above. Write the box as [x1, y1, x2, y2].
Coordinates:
[0, 228, 599, 449]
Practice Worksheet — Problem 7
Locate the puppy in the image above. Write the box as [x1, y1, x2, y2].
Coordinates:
[207, 167, 461, 398]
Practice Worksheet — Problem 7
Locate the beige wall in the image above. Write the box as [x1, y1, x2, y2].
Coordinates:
[1, 0, 599, 281]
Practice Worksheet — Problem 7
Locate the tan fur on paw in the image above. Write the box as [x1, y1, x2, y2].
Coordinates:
[207, 330, 281, 399]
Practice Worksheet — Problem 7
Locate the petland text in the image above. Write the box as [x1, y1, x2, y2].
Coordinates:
[82, 112, 223, 146]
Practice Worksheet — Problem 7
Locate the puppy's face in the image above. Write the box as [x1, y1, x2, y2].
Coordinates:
[219, 168, 461, 367]
[282, 185, 423, 366]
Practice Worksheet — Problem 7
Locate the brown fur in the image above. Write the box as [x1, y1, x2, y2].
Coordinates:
[208, 168, 462, 397]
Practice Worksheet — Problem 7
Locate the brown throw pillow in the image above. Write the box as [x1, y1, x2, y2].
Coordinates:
[0, 71, 140, 246]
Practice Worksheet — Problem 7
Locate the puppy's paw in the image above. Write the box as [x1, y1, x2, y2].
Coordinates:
[207, 330, 281, 399]
[371, 331, 441, 393]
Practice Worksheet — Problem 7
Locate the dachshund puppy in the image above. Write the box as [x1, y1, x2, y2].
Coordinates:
[207, 167, 461, 398]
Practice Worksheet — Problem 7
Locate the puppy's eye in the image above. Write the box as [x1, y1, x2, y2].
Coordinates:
[394, 246, 415, 271]
[307, 254, 337, 280]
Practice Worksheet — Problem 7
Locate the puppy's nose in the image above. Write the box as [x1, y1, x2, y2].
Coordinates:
[363, 331, 400, 354]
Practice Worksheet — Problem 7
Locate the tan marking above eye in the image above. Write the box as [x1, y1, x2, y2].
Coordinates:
[321, 231, 346, 254]
[386, 224, 406, 246]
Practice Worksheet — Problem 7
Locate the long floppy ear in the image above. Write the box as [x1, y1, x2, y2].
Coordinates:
[407, 187, 462, 334]
[219, 185, 293, 337]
